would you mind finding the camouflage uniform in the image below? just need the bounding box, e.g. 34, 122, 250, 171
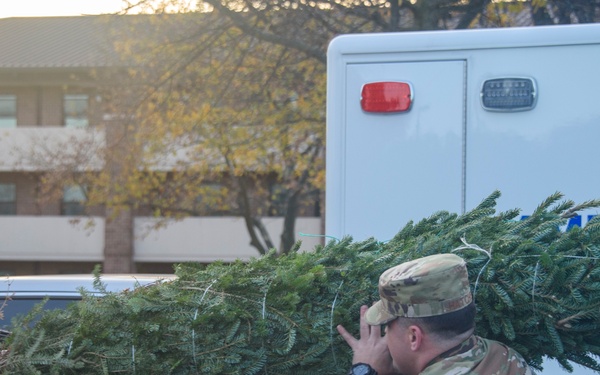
422, 335, 531, 375
363, 253, 532, 375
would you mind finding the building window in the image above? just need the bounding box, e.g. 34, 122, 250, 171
62, 185, 86, 216
0, 183, 16, 215
0, 95, 17, 128
64, 94, 89, 128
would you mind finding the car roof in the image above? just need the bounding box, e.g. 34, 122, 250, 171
0, 274, 176, 297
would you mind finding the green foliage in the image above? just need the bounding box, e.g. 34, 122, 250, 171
3, 191, 600, 374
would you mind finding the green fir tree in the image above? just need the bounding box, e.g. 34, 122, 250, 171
2, 191, 600, 374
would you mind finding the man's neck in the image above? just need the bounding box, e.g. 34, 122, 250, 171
415, 329, 475, 374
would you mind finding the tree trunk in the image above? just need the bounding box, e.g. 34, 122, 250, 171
236, 175, 275, 255
389, 0, 400, 31
102, 118, 135, 273
103, 207, 135, 273
280, 190, 300, 254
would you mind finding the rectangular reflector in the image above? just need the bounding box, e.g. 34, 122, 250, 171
361, 82, 413, 113
481, 78, 537, 111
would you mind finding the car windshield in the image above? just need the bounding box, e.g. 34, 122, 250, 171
1, 297, 81, 330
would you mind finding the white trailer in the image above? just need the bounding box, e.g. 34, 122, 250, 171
326, 23, 600, 375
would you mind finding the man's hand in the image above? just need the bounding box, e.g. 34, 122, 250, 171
337, 305, 399, 375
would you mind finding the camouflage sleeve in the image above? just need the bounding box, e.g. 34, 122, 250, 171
420, 336, 532, 375
472, 337, 532, 375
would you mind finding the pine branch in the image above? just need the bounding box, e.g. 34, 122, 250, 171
3, 192, 600, 374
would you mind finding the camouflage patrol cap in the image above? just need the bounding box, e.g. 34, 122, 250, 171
365, 253, 472, 324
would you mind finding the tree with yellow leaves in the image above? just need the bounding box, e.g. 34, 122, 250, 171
89, 14, 326, 255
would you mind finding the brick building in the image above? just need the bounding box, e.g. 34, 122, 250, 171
0, 15, 321, 275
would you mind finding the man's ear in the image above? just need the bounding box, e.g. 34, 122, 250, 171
408, 325, 424, 351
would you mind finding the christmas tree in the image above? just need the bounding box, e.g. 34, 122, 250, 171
2, 191, 600, 374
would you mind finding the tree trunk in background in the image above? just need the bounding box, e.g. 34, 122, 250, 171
102, 117, 136, 273
104, 206, 135, 273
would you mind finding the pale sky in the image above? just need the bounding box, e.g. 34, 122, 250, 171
0, 0, 128, 19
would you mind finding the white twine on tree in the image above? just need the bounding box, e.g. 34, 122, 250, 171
532, 261, 540, 315
452, 237, 492, 302
131, 344, 136, 375
531, 260, 540, 315
192, 279, 218, 367
192, 307, 199, 367
329, 280, 344, 367
452, 241, 600, 314
299, 232, 340, 242
259, 280, 273, 375
200, 280, 218, 302
262, 280, 272, 320
518, 254, 600, 308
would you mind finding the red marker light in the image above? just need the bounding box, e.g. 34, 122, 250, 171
361, 82, 413, 113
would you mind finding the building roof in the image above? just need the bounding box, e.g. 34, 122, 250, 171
0, 16, 122, 68
1, 8, 589, 70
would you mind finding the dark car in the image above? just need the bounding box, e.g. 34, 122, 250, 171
0, 274, 175, 333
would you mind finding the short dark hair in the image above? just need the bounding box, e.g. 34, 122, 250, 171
395, 302, 476, 340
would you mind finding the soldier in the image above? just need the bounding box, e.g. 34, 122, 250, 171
337, 253, 532, 375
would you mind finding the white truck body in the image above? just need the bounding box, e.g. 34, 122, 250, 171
326, 23, 600, 243
326, 23, 600, 375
